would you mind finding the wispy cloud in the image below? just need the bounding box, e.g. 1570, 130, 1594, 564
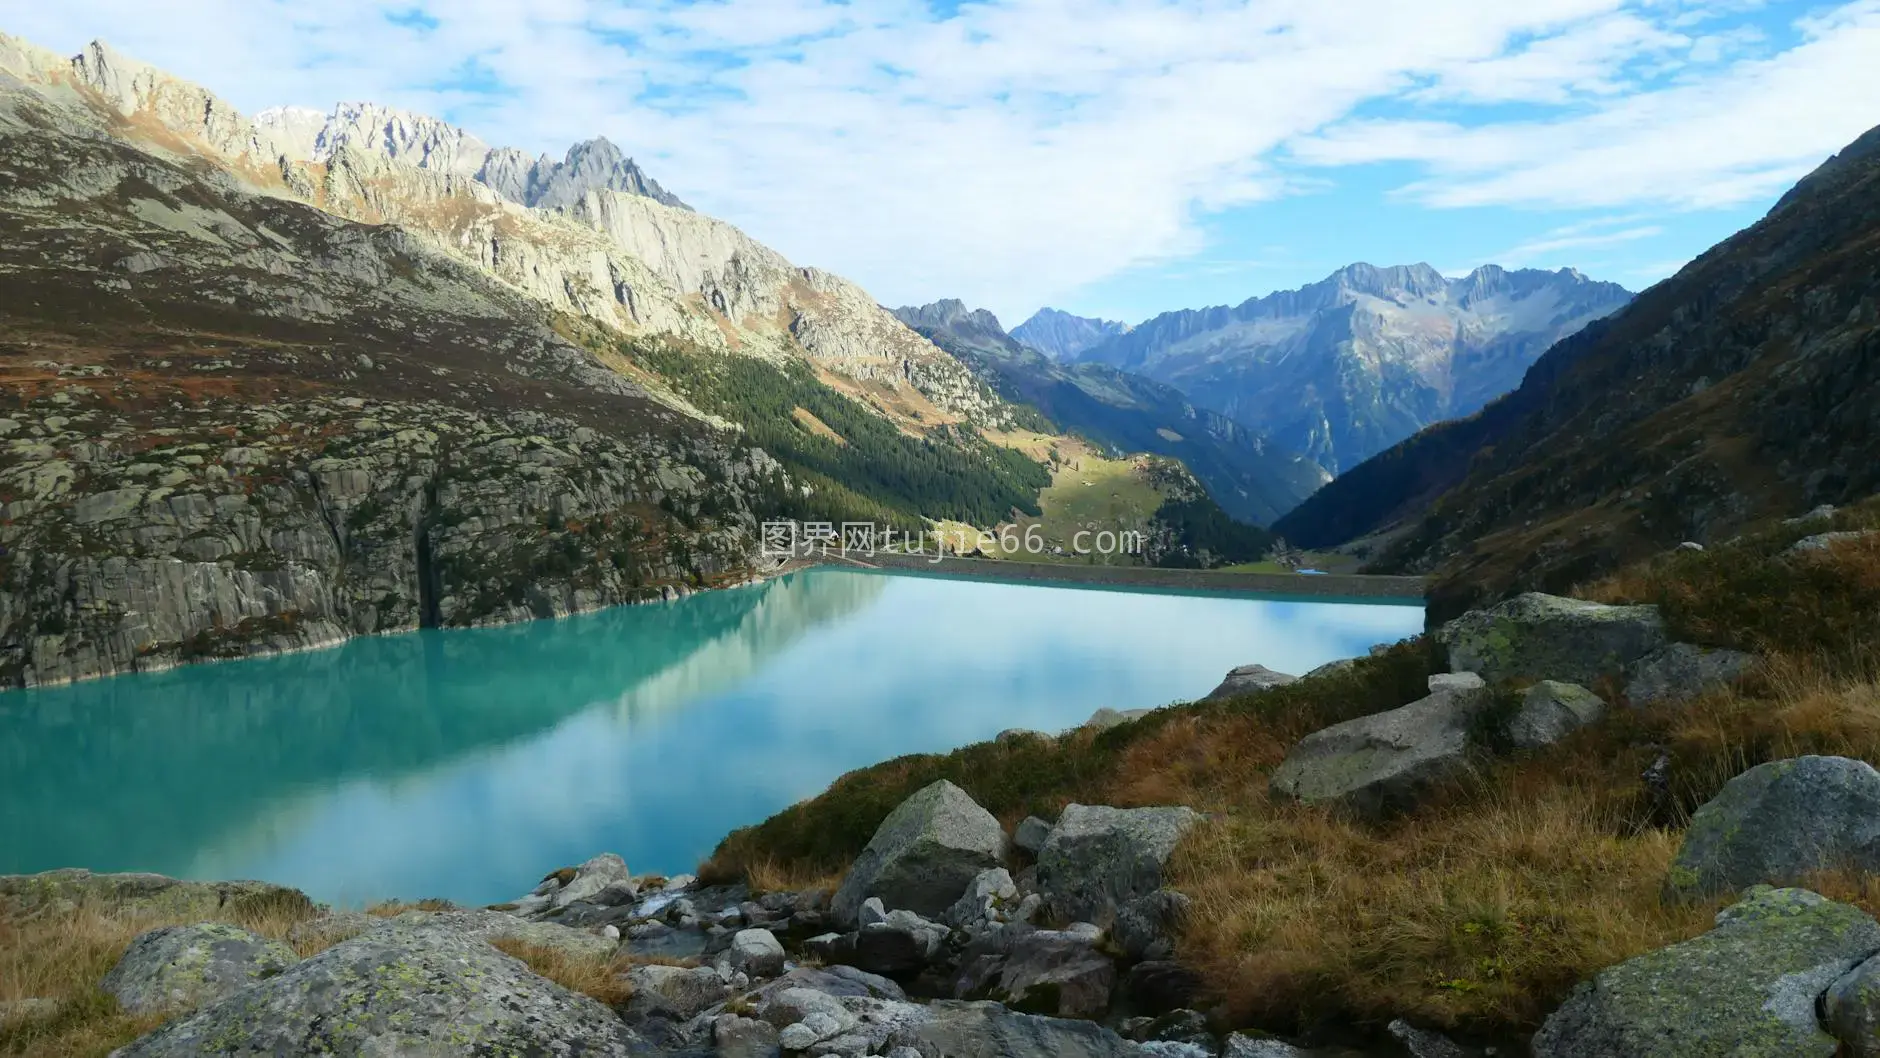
5, 0, 1878, 321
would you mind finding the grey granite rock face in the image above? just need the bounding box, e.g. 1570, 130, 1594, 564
1623, 642, 1757, 706
1035, 804, 1200, 930
1437, 592, 1667, 686
832, 781, 1008, 925
115, 923, 643, 1056
1533, 887, 1880, 1058
101, 923, 299, 1014
1268, 681, 1489, 818
1667, 755, 1880, 901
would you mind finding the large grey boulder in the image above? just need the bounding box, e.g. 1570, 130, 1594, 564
115, 922, 643, 1056
1666, 755, 1880, 902
1204, 664, 1297, 700
1507, 680, 1606, 749
908, 1000, 1140, 1057
832, 780, 1008, 925
1035, 804, 1201, 928
1827, 954, 1880, 1056
101, 923, 298, 1014
1532, 886, 1880, 1058
625, 963, 734, 1020
1268, 678, 1489, 818
813, 910, 950, 978
1437, 593, 1666, 685
1623, 643, 1757, 707
727, 927, 787, 978
1013, 817, 1053, 856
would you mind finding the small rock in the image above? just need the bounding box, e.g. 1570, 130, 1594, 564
1507, 680, 1605, 749
1675, 541, 1705, 552
729, 927, 787, 978
713, 1013, 782, 1058
780, 1021, 823, 1050
1204, 663, 1298, 700
626, 963, 734, 1020
1428, 671, 1485, 694
1223, 1032, 1313, 1057
944, 868, 1018, 931
1270, 682, 1489, 818
1388, 1018, 1473, 1057
1036, 804, 1201, 929
859, 897, 889, 927
1014, 816, 1054, 856
552, 852, 633, 909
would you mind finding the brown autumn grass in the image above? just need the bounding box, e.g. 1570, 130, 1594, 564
707, 499, 1880, 1037
0, 892, 322, 1058
487, 938, 637, 1006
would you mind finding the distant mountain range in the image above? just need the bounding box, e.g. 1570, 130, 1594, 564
1010, 308, 1131, 361
892, 301, 1329, 525
1274, 121, 1880, 621
1069, 264, 1634, 474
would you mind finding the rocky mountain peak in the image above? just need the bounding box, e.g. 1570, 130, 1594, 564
891, 299, 1007, 342
1010, 308, 1133, 361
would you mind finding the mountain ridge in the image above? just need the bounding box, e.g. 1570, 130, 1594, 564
1010, 307, 1132, 361
1074, 262, 1634, 473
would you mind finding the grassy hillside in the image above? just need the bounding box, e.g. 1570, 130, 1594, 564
704, 499, 1880, 1039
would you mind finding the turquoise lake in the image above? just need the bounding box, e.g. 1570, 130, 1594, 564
0, 569, 1422, 907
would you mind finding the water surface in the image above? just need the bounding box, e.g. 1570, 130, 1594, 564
0, 569, 1422, 906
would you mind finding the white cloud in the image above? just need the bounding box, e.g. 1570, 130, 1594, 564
6, 0, 1879, 321
1496, 220, 1665, 266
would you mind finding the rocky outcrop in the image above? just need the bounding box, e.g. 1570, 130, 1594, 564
0, 869, 308, 920
1035, 804, 1201, 960
101, 923, 298, 1014
1204, 664, 1298, 700
1436, 593, 1666, 686
1507, 680, 1606, 749
910, 1000, 1141, 1058
1533, 886, 1880, 1058
1666, 755, 1880, 901
831, 780, 1009, 925
1623, 643, 1757, 706
1269, 672, 1489, 817
117, 922, 645, 1056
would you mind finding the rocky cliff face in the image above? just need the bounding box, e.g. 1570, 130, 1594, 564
1010, 308, 1132, 362
0, 43, 798, 688
892, 301, 1328, 525
1274, 123, 1880, 622
1075, 264, 1633, 473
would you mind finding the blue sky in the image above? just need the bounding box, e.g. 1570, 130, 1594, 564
9, 1, 1880, 325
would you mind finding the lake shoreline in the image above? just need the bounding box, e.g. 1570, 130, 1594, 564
825, 552, 1427, 602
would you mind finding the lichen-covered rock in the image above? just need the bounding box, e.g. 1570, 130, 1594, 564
1268, 682, 1489, 818
1666, 756, 1880, 901
832, 780, 1008, 925
908, 999, 1140, 1058
1013, 817, 1053, 856
115, 922, 644, 1056
0, 869, 309, 921
1436, 593, 1666, 686
1204, 663, 1297, 700
101, 922, 299, 1014
1508, 680, 1606, 749
1827, 954, 1880, 1056
625, 963, 733, 1020
1624, 643, 1757, 706
1035, 804, 1200, 929
1531, 886, 1880, 1058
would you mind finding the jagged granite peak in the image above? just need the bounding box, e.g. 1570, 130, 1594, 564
1275, 119, 1880, 622
1076, 262, 1633, 472
896, 299, 1327, 524
1011, 307, 1133, 361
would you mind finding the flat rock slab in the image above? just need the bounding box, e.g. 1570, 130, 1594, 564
1269, 686, 1487, 818
102, 922, 298, 1014
909, 999, 1141, 1058
1204, 664, 1297, 701
1437, 592, 1666, 686
1532, 886, 1880, 1058
1667, 755, 1880, 901
1624, 642, 1756, 706
116, 921, 643, 1056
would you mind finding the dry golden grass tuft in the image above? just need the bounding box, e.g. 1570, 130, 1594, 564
0, 894, 323, 1058
487, 938, 636, 1007
740, 858, 844, 900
